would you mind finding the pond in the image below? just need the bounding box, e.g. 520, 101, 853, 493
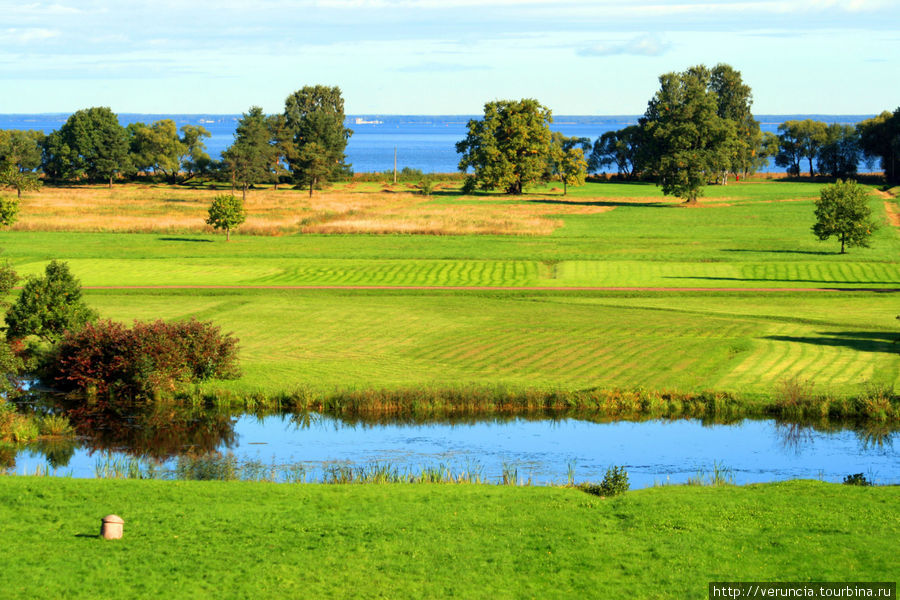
6, 411, 897, 488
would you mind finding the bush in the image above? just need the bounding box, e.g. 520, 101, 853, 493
580, 465, 630, 497
0, 196, 19, 227
843, 473, 873, 486
5, 260, 97, 342
48, 318, 240, 401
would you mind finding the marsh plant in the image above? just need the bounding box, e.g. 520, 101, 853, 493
687, 462, 735, 486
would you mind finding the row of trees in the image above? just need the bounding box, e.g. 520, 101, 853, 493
0, 86, 353, 197
458, 64, 900, 202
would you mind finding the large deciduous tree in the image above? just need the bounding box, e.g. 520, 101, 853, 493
812, 179, 877, 254
816, 124, 860, 179
857, 108, 900, 183
222, 106, 274, 201
284, 86, 352, 197
640, 65, 734, 203
42, 107, 132, 187
127, 119, 185, 181
456, 98, 553, 195
776, 120, 827, 177
178, 124, 212, 180
0, 130, 44, 174
709, 63, 763, 180
588, 125, 645, 178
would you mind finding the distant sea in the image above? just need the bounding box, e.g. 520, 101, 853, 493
0, 114, 875, 174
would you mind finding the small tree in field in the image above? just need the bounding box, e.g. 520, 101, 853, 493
812, 180, 877, 254
206, 194, 246, 241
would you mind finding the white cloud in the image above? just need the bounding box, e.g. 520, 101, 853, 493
578, 34, 671, 57
0, 27, 60, 43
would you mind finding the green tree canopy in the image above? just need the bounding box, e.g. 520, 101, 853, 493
0, 130, 44, 173
857, 108, 900, 183
816, 124, 860, 179
812, 179, 877, 254
222, 107, 275, 200
206, 194, 246, 241
284, 86, 352, 196
42, 107, 132, 187
457, 98, 553, 195
0, 166, 41, 199
127, 119, 185, 181
5, 260, 97, 342
640, 65, 735, 203
588, 125, 645, 178
178, 124, 211, 179
776, 119, 827, 177
547, 132, 589, 195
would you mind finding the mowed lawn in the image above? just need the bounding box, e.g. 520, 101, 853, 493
1, 478, 896, 599
2, 179, 898, 395
85, 289, 900, 395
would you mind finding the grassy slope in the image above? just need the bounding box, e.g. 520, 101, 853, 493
0, 478, 895, 599
2, 180, 898, 395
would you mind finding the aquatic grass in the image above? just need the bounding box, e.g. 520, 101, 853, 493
687, 462, 736, 486
37, 414, 75, 437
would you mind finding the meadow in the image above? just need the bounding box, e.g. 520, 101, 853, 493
1, 477, 895, 598
1, 179, 898, 400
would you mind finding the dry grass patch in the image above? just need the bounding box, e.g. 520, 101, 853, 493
13, 184, 617, 236
884, 201, 900, 228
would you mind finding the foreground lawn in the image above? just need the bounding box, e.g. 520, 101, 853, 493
0, 478, 895, 599
84, 289, 900, 395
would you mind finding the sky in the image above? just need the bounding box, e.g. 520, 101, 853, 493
1, 0, 898, 115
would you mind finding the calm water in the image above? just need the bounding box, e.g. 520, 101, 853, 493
0, 113, 874, 174
9, 414, 897, 488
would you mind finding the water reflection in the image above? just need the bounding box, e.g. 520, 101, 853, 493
5, 401, 898, 486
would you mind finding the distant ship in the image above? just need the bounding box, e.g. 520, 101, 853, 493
354, 117, 384, 125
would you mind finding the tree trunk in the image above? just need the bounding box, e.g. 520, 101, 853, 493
309, 177, 316, 198
226, 227, 231, 242
17, 188, 21, 199
242, 183, 247, 203
108, 175, 113, 189
563, 180, 567, 196
840, 235, 845, 254
808, 156, 815, 178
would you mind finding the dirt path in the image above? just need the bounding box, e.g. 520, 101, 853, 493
885, 201, 900, 228
81, 285, 900, 293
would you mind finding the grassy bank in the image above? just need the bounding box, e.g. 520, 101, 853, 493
0, 477, 895, 598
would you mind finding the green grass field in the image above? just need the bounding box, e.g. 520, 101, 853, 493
2, 180, 898, 398
1, 477, 895, 599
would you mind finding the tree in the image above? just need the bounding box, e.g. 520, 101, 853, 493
284, 86, 352, 196
206, 194, 246, 241
548, 132, 589, 195
222, 107, 275, 201
41, 107, 132, 187
709, 63, 763, 181
0, 130, 44, 173
776, 119, 827, 177
812, 180, 877, 254
457, 98, 553, 195
640, 65, 734, 203
857, 108, 900, 183
0, 196, 19, 227
5, 260, 97, 342
588, 125, 645, 178
0, 166, 41, 199
178, 124, 212, 180
127, 119, 185, 181
816, 124, 860, 179
266, 114, 293, 190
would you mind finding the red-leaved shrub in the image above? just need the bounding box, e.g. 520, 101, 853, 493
49, 319, 239, 400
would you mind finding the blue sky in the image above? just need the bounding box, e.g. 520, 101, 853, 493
1, 0, 898, 115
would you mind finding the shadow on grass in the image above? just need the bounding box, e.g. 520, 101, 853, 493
665, 275, 900, 286
158, 237, 214, 243
764, 332, 900, 353
527, 198, 671, 209
75, 533, 100, 539
722, 249, 837, 256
